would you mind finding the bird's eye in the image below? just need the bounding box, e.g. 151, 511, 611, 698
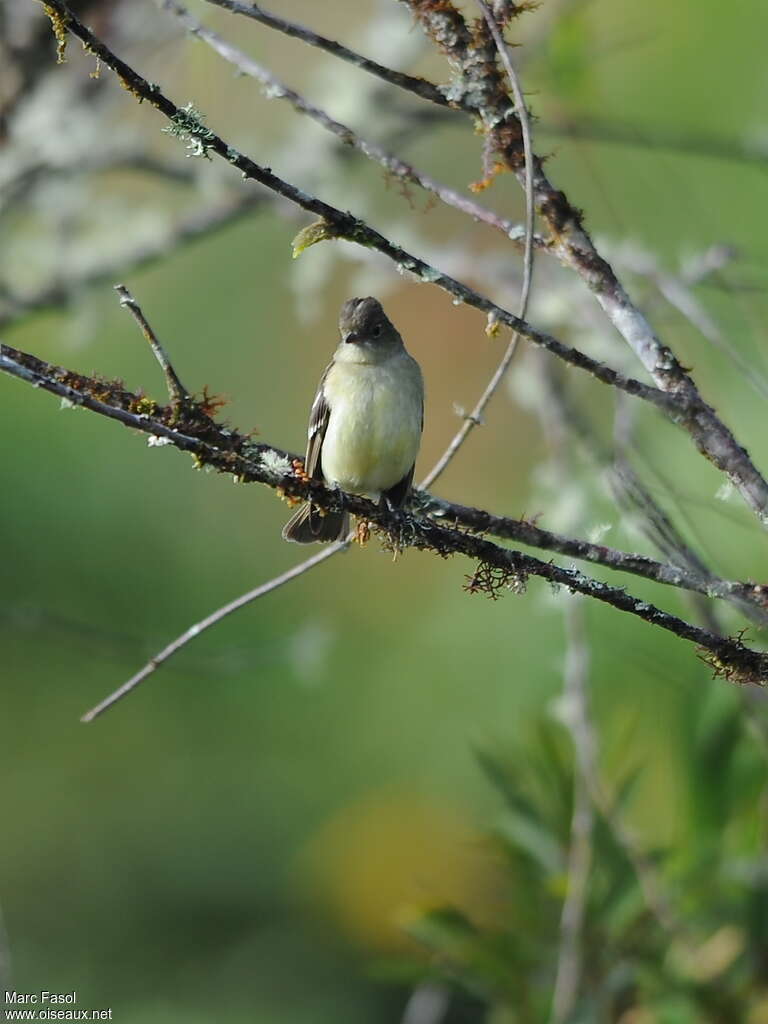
372, 323, 383, 338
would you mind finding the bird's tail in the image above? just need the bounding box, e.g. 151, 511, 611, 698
282, 503, 350, 544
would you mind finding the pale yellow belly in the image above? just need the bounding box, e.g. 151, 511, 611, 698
321, 361, 421, 497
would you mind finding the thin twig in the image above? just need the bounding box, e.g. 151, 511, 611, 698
420, 0, 535, 489
114, 285, 188, 403
202, 0, 451, 108
163, 0, 530, 244
80, 542, 345, 721
619, 250, 768, 403
536, 360, 756, 631
550, 597, 594, 1023
82, 282, 355, 721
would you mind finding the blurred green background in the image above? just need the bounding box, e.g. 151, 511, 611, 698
2, 0, 768, 1020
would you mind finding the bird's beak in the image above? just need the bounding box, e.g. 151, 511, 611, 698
343, 330, 362, 344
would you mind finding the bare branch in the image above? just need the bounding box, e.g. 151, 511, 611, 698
550, 597, 594, 1023
81, 542, 345, 722
420, 0, 535, 490
201, 0, 451, 108
114, 285, 188, 403
162, 0, 530, 245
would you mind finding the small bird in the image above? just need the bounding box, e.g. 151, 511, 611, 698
283, 296, 424, 543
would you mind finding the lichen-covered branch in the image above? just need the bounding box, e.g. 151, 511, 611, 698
2, 339, 767, 685
416, 491, 768, 617
2, 336, 765, 618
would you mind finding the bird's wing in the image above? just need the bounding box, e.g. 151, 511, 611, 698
304, 362, 332, 479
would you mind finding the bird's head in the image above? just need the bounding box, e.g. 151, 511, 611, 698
338, 296, 400, 348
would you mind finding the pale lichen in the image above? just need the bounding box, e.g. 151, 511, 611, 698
161, 103, 215, 159
259, 449, 293, 477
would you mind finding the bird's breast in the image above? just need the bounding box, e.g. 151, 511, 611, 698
321, 356, 422, 497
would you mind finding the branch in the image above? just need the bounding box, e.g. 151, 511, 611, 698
416, 491, 768, 617
163, 0, 530, 245
420, 0, 536, 488
3, 340, 768, 691
114, 285, 188, 403
200, 0, 451, 108
535, 360, 766, 630
550, 597, 594, 1023
81, 542, 344, 721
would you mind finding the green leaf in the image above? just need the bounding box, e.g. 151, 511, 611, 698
494, 808, 564, 875
291, 219, 338, 258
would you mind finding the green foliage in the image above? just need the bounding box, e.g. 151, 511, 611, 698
403, 702, 768, 1021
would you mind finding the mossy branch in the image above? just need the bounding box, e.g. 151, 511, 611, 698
2, 339, 767, 688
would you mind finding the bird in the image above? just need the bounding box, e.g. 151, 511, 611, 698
282, 296, 424, 543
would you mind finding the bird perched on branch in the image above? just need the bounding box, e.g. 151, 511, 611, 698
283, 296, 424, 543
